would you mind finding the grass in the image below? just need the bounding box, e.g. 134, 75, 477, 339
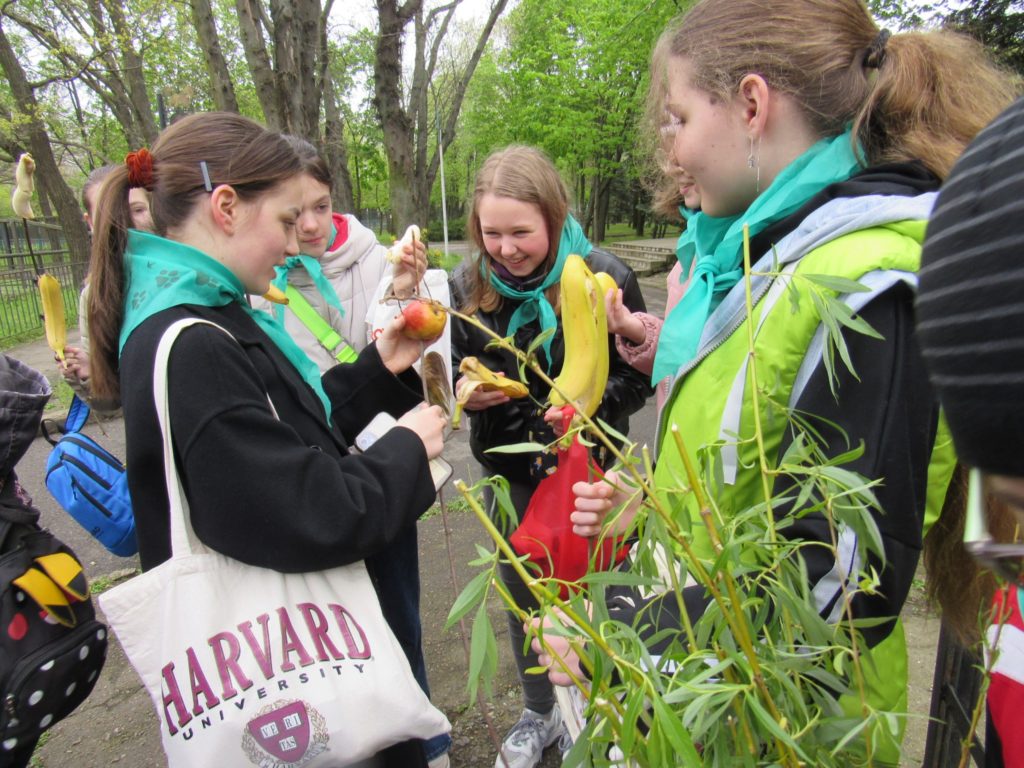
422, 494, 473, 521
89, 567, 139, 596
28, 729, 51, 767
599, 220, 684, 246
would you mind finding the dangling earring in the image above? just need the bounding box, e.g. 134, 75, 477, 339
748, 135, 761, 194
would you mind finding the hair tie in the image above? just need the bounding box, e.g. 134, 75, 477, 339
864, 29, 891, 70
125, 148, 154, 189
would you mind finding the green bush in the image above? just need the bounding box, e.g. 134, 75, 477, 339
427, 217, 466, 241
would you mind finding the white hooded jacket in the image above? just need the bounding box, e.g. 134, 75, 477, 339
253, 212, 393, 373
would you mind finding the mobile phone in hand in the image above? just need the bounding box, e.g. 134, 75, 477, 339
355, 412, 452, 491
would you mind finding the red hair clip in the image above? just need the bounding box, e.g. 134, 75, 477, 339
125, 148, 154, 189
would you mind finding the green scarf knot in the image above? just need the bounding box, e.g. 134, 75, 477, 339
119, 230, 332, 420
269, 224, 346, 325
652, 129, 861, 383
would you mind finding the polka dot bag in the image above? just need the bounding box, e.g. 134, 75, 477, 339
0, 495, 108, 759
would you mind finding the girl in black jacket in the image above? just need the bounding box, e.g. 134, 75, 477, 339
449, 144, 652, 768
86, 112, 447, 768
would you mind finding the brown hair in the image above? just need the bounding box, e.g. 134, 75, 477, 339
462, 145, 569, 315
648, 0, 1017, 182
282, 134, 332, 189
924, 465, 1021, 645
87, 112, 301, 401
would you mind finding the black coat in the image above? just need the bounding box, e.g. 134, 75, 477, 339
119, 302, 436, 574
449, 247, 653, 486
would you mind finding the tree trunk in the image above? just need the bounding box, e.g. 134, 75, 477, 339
594, 175, 610, 245
374, 0, 509, 229
190, 0, 240, 113
0, 21, 90, 267
235, 0, 282, 128
103, 0, 159, 143
373, 0, 418, 230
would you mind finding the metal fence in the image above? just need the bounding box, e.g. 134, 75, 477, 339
0, 218, 87, 347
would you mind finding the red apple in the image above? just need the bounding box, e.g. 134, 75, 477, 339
401, 299, 447, 340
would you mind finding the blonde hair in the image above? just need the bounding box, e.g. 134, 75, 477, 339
462, 145, 569, 315
647, 0, 1017, 182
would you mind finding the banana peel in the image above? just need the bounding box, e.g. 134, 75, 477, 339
387, 224, 421, 265
39, 273, 66, 362
452, 356, 528, 429
11, 153, 35, 219
549, 254, 609, 418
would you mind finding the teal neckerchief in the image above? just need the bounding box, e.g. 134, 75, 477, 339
485, 214, 593, 369
269, 223, 346, 325
652, 129, 861, 383
119, 230, 332, 420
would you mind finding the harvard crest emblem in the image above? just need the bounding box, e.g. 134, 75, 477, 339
242, 699, 329, 767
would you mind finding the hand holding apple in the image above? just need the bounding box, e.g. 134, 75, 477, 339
400, 298, 447, 341
376, 312, 427, 374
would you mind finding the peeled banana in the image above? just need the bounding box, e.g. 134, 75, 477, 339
39, 273, 66, 362
11, 153, 35, 219
549, 254, 609, 418
452, 356, 529, 429
387, 224, 421, 265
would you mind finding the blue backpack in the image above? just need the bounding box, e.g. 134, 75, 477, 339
42, 396, 137, 557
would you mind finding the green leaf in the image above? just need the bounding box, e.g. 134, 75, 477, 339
467, 603, 497, 705
801, 273, 871, 294
484, 441, 547, 454
651, 694, 701, 764
445, 569, 492, 629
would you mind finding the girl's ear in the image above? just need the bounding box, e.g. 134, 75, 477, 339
737, 73, 770, 136
209, 185, 240, 235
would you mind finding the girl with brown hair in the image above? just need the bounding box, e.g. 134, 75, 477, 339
87, 111, 448, 767
450, 144, 652, 768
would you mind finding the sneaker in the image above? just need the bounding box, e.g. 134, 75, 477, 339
494, 706, 563, 768
557, 726, 574, 762
427, 753, 451, 768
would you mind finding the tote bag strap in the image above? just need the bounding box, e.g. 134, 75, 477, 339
153, 318, 279, 558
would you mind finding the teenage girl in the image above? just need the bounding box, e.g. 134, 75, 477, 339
543, 0, 1017, 762
253, 135, 420, 365
60, 165, 153, 406
86, 112, 447, 767
253, 135, 451, 768
449, 144, 651, 768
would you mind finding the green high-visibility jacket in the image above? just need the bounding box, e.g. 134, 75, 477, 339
643, 190, 956, 763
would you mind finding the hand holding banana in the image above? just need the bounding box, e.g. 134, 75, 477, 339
388, 225, 427, 298
452, 356, 528, 429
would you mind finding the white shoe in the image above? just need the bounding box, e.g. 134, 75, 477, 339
427, 753, 451, 768
494, 706, 563, 768
557, 727, 573, 762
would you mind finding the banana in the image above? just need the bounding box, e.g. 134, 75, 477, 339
452, 356, 529, 429
261, 284, 289, 305
11, 153, 35, 219
39, 273, 66, 362
549, 254, 609, 418
594, 271, 617, 297
387, 224, 421, 265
